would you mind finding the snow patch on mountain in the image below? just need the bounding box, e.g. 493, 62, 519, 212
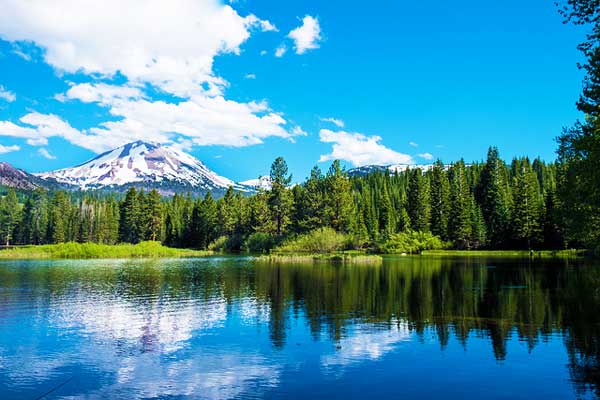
239, 176, 272, 191
37, 141, 245, 191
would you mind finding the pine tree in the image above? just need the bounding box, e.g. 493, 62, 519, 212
199, 192, 219, 248
324, 160, 353, 232
145, 189, 163, 241
0, 189, 21, 246
429, 160, 450, 240
477, 147, 511, 247
268, 157, 293, 235
449, 160, 472, 248
511, 158, 541, 249
218, 186, 238, 237
47, 191, 69, 244
378, 183, 395, 236
119, 187, 141, 243
406, 168, 430, 232
295, 165, 325, 232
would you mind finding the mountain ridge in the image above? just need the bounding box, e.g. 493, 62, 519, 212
1, 141, 258, 195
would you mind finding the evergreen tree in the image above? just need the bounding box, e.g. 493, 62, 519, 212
0, 189, 21, 246
511, 158, 541, 249
449, 160, 472, 248
145, 189, 163, 241
47, 191, 69, 244
324, 160, 354, 232
119, 187, 141, 243
406, 168, 430, 232
477, 147, 512, 247
218, 186, 238, 237
268, 157, 293, 235
429, 160, 450, 240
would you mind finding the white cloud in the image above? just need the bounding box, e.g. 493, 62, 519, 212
260, 50, 267, 56
320, 117, 344, 128
418, 152, 434, 161
0, 0, 276, 97
409, 141, 418, 148
319, 129, 413, 167
288, 15, 322, 54
0, 112, 105, 152
245, 15, 278, 32
30, 83, 302, 152
62, 83, 143, 104
275, 45, 287, 58
244, 73, 256, 79
0, 1, 304, 152
0, 144, 19, 154
38, 148, 56, 159
0, 86, 16, 102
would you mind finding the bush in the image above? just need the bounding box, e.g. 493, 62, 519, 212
377, 231, 449, 254
208, 236, 230, 252
275, 228, 350, 253
243, 232, 278, 253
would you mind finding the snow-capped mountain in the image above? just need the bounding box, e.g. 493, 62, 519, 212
37, 141, 249, 194
348, 163, 449, 177
239, 176, 272, 191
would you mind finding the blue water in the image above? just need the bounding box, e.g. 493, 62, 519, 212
0, 256, 598, 399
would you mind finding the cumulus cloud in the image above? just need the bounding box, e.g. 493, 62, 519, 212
320, 117, 344, 128
288, 15, 322, 54
418, 152, 434, 161
0, 112, 105, 152
275, 45, 287, 58
0, 0, 276, 97
0, 1, 304, 153
0, 144, 19, 154
18, 83, 302, 152
409, 141, 418, 148
38, 148, 56, 159
0, 86, 16, 102
319, 129, 413, 167
244, 73, 256, 79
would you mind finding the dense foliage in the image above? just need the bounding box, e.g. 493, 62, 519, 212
0, 150, 565, 252
556, 0, 600, 252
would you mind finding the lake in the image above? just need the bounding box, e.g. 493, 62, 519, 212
0, 255, 599, 399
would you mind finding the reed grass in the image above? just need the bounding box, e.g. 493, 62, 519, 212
0, 241, 211, 260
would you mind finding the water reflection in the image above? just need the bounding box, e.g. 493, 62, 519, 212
0, 256, 598, 398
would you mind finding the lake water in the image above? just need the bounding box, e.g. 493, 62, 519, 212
0, 256, 599, 399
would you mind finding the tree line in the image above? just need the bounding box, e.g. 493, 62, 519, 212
0, 147, 570, 251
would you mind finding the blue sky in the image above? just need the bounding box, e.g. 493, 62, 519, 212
0, 0, 587, 182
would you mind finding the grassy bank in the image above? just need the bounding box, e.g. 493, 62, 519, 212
257, 253, 383, 264
0, 241, 211, 260
420, 249, 586, 258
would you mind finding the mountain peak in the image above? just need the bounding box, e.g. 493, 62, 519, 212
37, 141, 247, 195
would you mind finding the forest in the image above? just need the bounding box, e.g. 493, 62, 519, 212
0, 147, 581, 253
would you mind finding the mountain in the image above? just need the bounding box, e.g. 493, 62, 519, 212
37, 141, 251, 195
0, 162, 49, 190
347, 163, 448, 177
239, 176, 272, 191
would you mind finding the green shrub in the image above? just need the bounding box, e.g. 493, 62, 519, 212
208, 236, 229, 252
243, 232, 278, 253
275, 227, 349, 253
377, 231, 449, 254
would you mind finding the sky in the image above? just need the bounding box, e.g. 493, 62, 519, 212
0, 0, 588, 182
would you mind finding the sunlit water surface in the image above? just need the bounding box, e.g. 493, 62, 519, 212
0, 256, 599, 399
